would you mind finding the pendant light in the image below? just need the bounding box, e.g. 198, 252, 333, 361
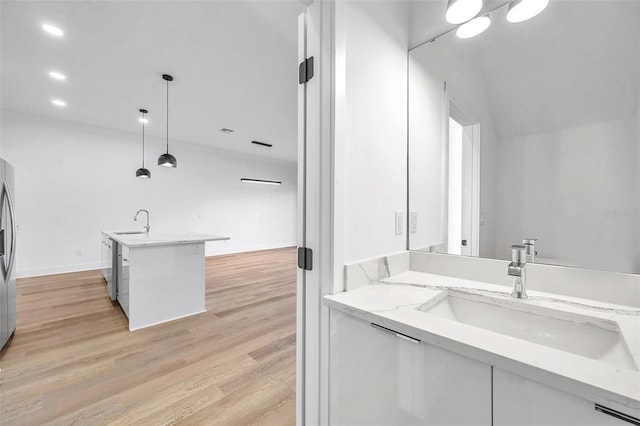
136, 108, 151, 179
445, 0, 483, 24
241, 141, 282, 185
506, 0, 549, 23
158, 74, 177, 168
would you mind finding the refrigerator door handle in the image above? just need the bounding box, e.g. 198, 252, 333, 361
4, 182, 16, 282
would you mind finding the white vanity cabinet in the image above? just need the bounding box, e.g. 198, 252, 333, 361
329, 310, 491, 425
493, 368, 635, 426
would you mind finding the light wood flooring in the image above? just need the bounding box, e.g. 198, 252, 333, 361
0, 247, 297, 425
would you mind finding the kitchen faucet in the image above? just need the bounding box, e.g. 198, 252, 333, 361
508, 245, 528, 299
134, 209, 150, 233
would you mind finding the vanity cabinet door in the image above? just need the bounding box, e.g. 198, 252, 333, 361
329, 310, 491, 426
493, 368, 636, 426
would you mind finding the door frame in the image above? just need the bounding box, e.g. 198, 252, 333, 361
297, 1, 334, 424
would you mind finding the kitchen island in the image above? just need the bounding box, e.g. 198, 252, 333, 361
102, 231, 229, 331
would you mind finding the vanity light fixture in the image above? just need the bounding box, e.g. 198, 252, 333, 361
456, 15, 491, 38
51, 99, 66, 107
157, 74, 177, 168
445, 0, 483, 24
48, 71, 66, 81
415, 0, 550, 48
506, 0, 549, 23
136, 109, 151, 179
42, 23, 63, 37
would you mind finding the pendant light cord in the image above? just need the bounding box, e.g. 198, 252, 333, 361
166, 79, 169, 154
142, 112, 145, 168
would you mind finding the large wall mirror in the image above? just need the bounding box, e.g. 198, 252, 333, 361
408, 0, 640, 275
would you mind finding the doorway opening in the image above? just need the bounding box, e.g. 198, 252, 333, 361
447, 103, 480, 257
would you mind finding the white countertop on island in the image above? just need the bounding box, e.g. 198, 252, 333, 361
324, 270, 640, 417
102, 231, 230, 248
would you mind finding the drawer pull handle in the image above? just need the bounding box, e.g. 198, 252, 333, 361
595, 404, 640, 425
370, 323, 420, 344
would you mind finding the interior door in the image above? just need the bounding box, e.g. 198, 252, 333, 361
297, 12, 309, 425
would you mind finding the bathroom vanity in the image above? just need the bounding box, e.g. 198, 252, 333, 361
101, 231, 229, 331
325, 252, 640, 426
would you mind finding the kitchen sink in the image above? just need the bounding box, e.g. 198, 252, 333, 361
418, 290, 638, 371
114, 231, 147, 235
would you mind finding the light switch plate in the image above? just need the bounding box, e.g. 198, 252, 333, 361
395, 211, 404, 235
410, 211, 417, 234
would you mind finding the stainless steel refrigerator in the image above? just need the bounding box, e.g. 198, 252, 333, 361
0, 159, 16, 350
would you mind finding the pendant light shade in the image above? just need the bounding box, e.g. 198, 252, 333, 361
136, 168, 151, 178
136, 108, 151, 179
158, 74, 177, 168
506, 0, 549, 23
445, 0, 483, 24
158, 153, 177, 168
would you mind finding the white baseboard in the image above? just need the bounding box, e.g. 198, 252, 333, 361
204, 241, 297, 257
17, 262, 102, 279
16, 243, 297, 279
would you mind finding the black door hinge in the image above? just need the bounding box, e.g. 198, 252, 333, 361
298, 247, 313, 271
298, 56, 314, 84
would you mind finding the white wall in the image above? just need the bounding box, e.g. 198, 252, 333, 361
335, 0, 410, 272
1, 110, 297, 278
495, 116, 640, 274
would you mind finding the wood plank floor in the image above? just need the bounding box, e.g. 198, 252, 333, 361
0, 247, 297, 425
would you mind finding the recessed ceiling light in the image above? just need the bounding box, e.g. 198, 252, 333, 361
139, 118, 149, 124
48, 71, 66, 81
52, 99, 66, 107
42, 24, 64, 37
220, 128, 235, 133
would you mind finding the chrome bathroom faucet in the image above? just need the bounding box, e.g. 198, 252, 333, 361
508, 245, 528, 299
523, 238, 537, 263
134, 209, 150, 233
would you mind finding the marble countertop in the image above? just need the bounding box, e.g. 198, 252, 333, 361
324, 270, 640, 417
102, 231, 230, 248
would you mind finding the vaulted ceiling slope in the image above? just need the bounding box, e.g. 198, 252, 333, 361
474, 1, 640, 139
0, 1, 305, 162
410, 0, 640, 139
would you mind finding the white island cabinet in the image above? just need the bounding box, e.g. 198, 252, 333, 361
329, 310, 491, 426
102, 231, 229, 331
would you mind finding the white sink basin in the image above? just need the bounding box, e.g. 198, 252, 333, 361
418, 291, 638, 371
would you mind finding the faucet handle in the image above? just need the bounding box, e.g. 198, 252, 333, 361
511, 245, 527, 263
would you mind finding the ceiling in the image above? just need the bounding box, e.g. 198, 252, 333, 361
0, 0, 305, 162
411, 0, 640, 139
